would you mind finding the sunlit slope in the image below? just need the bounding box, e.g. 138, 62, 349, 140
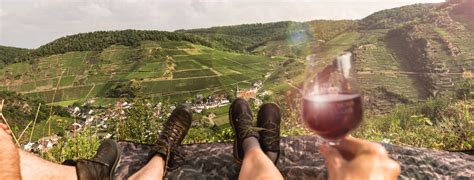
262, 2, 473, 113
263, 31, 360, 94
180, 20, 356, 53
350, 2, 473, 111
0, 41, 286, 103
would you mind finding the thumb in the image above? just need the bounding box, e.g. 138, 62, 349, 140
320, 144, 346, 169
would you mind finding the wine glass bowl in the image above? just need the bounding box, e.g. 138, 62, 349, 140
301, 52, 363, 143
302, 93, 362, 140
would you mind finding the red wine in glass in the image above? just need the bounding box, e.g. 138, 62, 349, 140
302, 93, 362, 141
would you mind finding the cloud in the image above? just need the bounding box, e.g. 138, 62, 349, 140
77, 2, 113, 17
0, 8, 6, 17
0, 0, 444, 48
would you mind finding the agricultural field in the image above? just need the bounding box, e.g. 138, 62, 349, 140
353, 31, 422, 101
0, 41, 286, 105
264, 31, 361, 95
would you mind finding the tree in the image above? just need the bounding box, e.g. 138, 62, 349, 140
105, 81, 142, 98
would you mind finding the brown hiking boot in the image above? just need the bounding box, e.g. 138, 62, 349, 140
74, 139, 121, 180
148, 105, 192, 174
229, 98, 260, 164
257, 103, 281, 164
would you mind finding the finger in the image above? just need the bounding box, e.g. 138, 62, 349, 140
0, 123, 8, 130
0, 129, 12, 140
0, 124, 11, 133
336, 136, 386, 156
386, 159, 401, 179
320, 144, 346, 169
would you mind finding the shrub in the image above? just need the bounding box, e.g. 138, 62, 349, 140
183, 125, 234, 144
110, 98, 166, 144
43, 126, 101, 163
455, 80, 473, 100
418, 96, 452, 123
278, 100, 310, 137
354, 97, 473, 151
105, 81, 142, 98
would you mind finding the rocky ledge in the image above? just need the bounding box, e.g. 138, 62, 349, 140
114, 136, 473, 179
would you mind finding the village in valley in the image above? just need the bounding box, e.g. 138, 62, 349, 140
22, 80, 268, 153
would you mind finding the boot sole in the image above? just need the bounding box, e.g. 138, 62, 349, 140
110, 141, 122, 180
229, 100, 243, 164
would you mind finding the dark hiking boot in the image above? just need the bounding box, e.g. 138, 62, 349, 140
257, 103, 281, 164
148, 105, 192, 174
75, 139, 121, 180
229, 98, 260, 164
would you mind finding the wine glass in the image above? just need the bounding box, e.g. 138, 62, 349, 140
301, 52, 363, 145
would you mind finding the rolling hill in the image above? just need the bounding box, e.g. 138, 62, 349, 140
260, 1, 474, 113
0, 1, 472, 113
0, 40, 286, 105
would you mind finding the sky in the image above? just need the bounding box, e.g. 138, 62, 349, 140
0, 0, 444, 49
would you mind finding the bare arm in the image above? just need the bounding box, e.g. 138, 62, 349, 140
0, 123, 21, 179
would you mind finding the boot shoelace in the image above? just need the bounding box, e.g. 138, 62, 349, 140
161, 111, 189, 173
261, 129, 279, 148
236, 113, 255, 139
162, 112, 189, 144
236, 113, 266, 139
261, 121, 280, 147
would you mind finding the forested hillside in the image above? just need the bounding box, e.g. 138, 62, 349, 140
360, 4, 437, 29
178, 20, 355, 52
30, 30, 215, 59
0, 45, 31, 68
2, 20, 354, 65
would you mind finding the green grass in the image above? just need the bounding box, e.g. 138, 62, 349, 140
9, 82, 36, 92
163, 49, 188, 56
89, 98, 120, 106
354, 40, 421, 100
138, 62, 166, 72
159, 41, 194, 49
52, 76, 76, 87
140, 76, 228, 94
173, 69, 216, 78
0, 62, 30, 77
173, 56, 195, 61
35, 79, 53, 87
25, 84, 99, 102
205, 104, 231, 126
125, 72, 154, 80
139, 41, 162, 48
49, 99, 81, 107
174, 60, 202, 70
28, 116, 73, 142
213, 115, 229, 126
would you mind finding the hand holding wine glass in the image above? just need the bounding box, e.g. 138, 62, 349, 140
320, 136, 401, 180
303, 53, 400, 179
